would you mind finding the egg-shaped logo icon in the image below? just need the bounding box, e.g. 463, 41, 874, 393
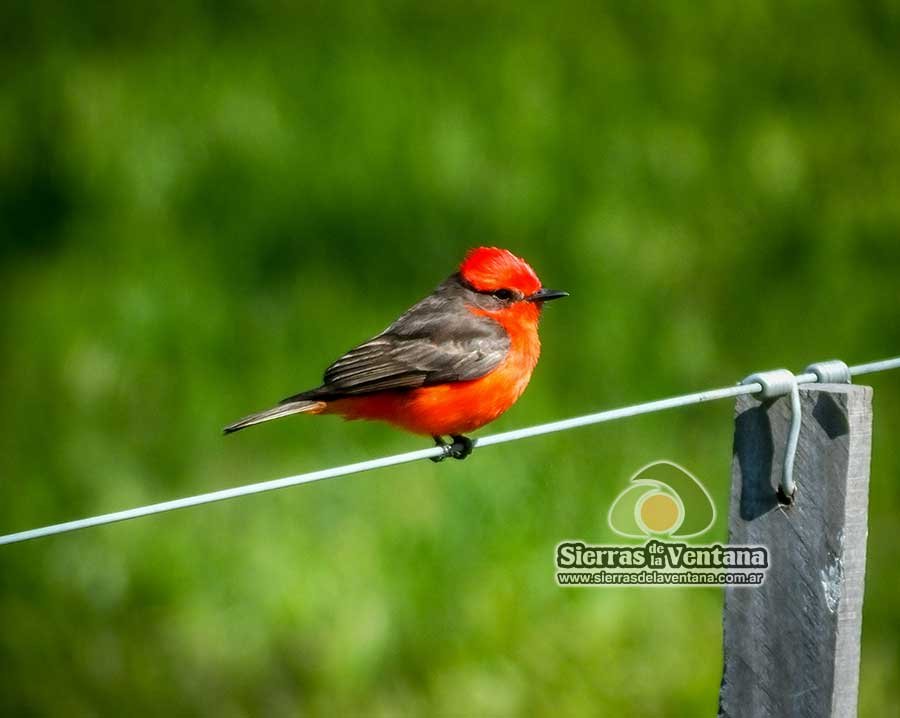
608, 461, 716, 539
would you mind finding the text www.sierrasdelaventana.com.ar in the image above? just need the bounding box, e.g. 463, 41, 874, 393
555, 540, 768, 587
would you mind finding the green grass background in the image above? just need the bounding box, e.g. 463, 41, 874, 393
2, 1, 899, 715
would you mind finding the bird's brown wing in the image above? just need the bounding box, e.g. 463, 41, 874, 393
281, 277, 510, 402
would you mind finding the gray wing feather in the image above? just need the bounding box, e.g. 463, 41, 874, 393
287, 276, 510, 401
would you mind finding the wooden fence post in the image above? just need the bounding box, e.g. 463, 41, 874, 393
718, 384, 873, 718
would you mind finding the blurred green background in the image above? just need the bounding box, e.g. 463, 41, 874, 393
2, 1, 899, 715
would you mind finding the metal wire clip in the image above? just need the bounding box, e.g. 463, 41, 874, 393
741, 369, 802, 501
742, 361, 852, 502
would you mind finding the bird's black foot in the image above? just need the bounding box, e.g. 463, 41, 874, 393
430, 436, 449, 462
448, 435, 474, 460
429, 435, 475, 462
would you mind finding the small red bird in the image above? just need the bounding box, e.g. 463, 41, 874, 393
224, 247, 567, 460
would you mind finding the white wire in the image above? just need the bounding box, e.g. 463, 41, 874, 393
1, 356, 897, 546
848, 356, 900, 377
781, 383, 802, 497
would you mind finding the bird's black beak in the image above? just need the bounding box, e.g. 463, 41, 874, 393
527, 288, 569, 303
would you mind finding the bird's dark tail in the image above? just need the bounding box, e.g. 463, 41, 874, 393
223, 399, 326, 434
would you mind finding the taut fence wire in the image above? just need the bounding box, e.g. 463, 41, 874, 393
2, 356, 898, 546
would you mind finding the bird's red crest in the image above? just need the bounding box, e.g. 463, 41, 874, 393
459, 247, 542, 295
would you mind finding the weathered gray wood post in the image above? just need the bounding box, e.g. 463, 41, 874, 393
719, 384, 873, 718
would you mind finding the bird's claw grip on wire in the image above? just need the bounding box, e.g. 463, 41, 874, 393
430, 435, 474, 462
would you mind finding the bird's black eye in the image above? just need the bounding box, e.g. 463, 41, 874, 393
492, 288, 514, 301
